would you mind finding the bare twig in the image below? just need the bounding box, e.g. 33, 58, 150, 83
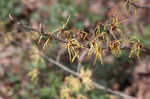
122, 0, 150, 9
42, 55, 136, 99
19, 23, 67, 43
1, 21, 150, 56
56, 48, 67, 62
8, 14, 150, 56
77, 49, 88, 72
9, 14, 67, 43
132, 3, 150, 9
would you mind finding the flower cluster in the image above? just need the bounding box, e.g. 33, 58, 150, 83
36, 6, 143, 65
27, 68, 39, 84
80, 67, 93, 90
109, 40, 122, 57
66, 39, 83, 62
108, 15, 124, 39
28, 45, 45, 83
88, 40, 103, 64
124, 0, 139, 14
60, 67, 93, 99
129, 41, 143, 59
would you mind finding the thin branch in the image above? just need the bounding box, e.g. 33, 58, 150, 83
8, 15, 150, 56
18, 23, 150, 55
9, 14, 67, 43
56, 48, 67, 62
43, 55, 80, 77
42, 54, 136, 99
2, 21, 150, 56
132, 3, 150, 9
77, 49, 88, 72
19, 23, 67, 43
122, 0, 150, 9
